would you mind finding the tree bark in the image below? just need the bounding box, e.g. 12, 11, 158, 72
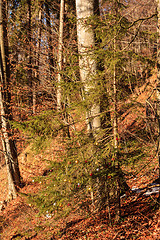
113, 44, 121, 221
27, 0, 32, 88
45, 1, 54, 78
57, 0, 65, 110
0, 0, 21, 200
33, 3, 42, 114
76, 0, 104, 212
76, 0, 101, 134
156, 0, 160, 198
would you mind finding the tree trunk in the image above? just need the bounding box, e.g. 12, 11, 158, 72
57, 0, 65, 110
156, 0, 160, 199
33, 3, 42, 114
45, 2, 54, 78
76, 0, 103, 211
0, 0, 21, 200
76, 0, 101, 134
113, 41, 121, 221
27, 0, 32, 93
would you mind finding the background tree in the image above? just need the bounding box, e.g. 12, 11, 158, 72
33, 1, 42, 114
156, 0, 160, 187
57, 0, 64, 110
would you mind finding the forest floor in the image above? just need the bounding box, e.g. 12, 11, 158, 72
0, 73, 160, 240
0, 142, 160, 240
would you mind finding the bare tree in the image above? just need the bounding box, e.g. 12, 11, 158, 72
0, 0, 21, 200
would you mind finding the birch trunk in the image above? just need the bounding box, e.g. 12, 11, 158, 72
0, 0, 21, 199
76, 0, 101, 134
76, 0, 104, 211
57, 0, 64, 110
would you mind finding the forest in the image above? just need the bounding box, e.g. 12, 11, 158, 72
0, 0, 160, 239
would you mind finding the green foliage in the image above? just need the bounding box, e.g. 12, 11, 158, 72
28, 130, 121, 217
11, 110, 65, 150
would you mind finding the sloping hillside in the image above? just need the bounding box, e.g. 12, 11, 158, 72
0, 74, 160, 240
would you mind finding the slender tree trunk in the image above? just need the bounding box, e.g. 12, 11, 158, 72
113, 43, 121, 221
113, 1, 121, 220
156, 1, 160, 198
113, 52, 118, 152
76, 0, 101, 134
57, 0, 64, 110
33, 4, 42, 114
45, 2, 54, 78
27, 0, 32, 84
27, 0, 33, 110
0, 0, 21, 200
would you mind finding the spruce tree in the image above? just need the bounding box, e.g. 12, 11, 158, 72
9, 0, 157, 219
